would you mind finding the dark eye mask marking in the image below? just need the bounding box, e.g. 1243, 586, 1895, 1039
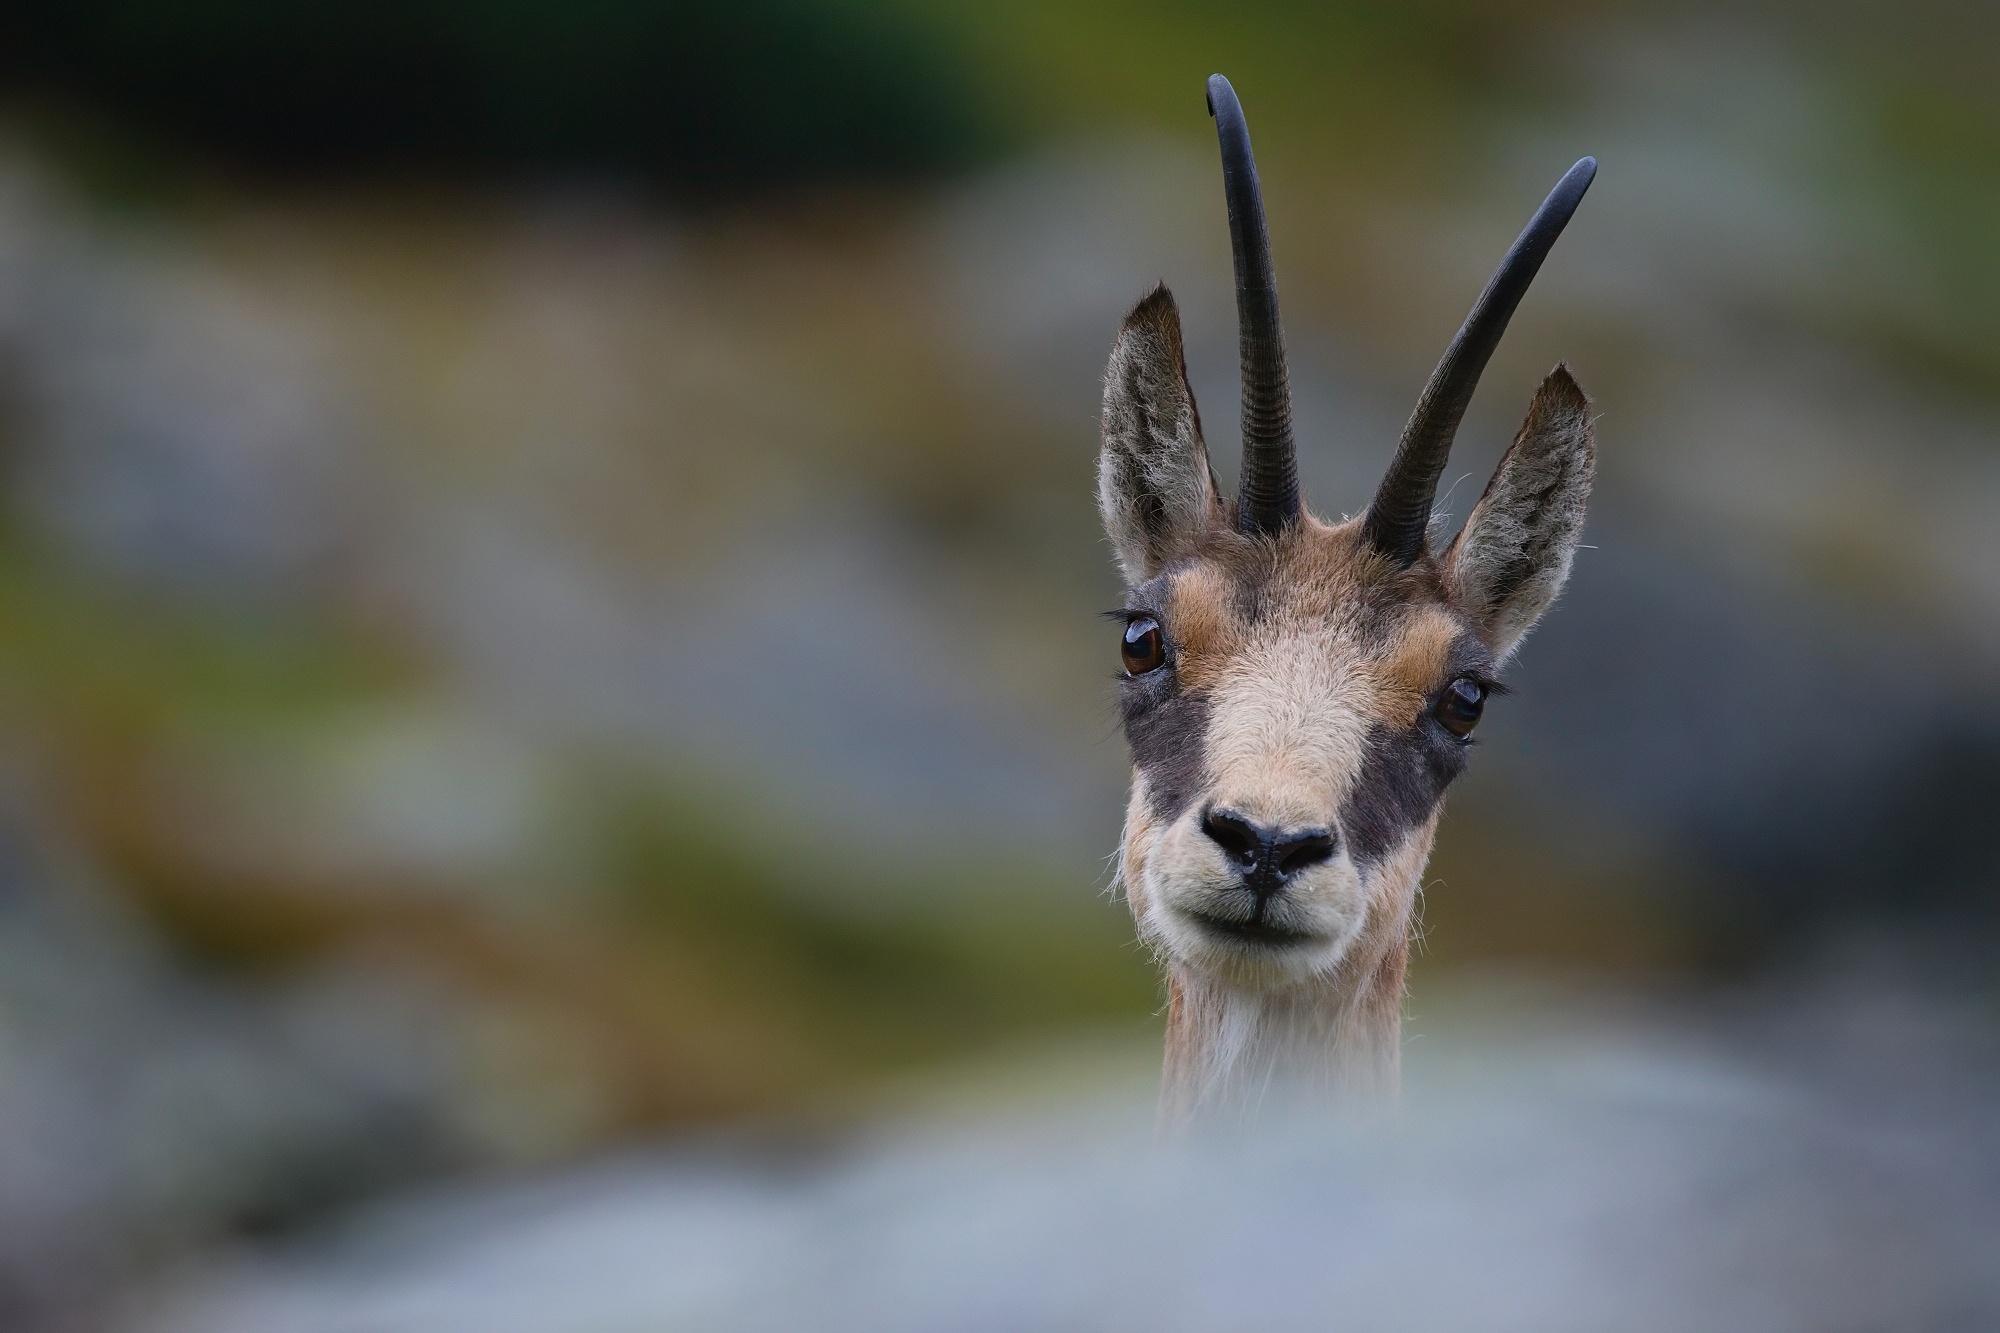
1116, 574, 1214, 824
1339, 719, 1469, 864
1123, 681, 1210, 823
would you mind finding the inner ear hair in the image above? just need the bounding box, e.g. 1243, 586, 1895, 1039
1449, 365, 1595, 660
1098, 286, 1220, 583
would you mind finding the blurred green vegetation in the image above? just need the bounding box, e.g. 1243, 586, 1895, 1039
935, 0, 1595, 162
0, 0, 1610, 196
0, 0, 998, 195
20, 0, 2000, 393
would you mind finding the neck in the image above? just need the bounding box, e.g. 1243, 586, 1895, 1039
1159, 940, 1408, 1127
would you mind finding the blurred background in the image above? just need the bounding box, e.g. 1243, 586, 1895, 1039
0, 2, 1996, 1329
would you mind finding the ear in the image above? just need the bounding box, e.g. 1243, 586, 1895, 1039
1099, 285, 1220, 583
1447, 365, 1595, 662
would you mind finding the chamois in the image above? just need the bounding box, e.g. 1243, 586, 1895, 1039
1101, 76, 1595, 1124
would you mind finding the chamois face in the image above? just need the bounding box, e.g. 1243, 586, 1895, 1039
1100, 287, 1593, 993
1115, 519, 1490, 989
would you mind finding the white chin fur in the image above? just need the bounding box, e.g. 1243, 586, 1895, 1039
1151, 908, 1352, 989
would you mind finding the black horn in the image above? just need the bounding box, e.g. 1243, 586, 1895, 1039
1208, 74, 1299, 537
1362, 157, 1596, 566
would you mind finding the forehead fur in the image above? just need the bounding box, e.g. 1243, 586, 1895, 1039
1120, 512, 1494, 834
1144, 514, 1471, 673
1367, 605, 1465, 728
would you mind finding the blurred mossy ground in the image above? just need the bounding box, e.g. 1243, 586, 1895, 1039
0, 533, 1156, 1137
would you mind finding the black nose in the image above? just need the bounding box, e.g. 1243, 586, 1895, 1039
1200, 807, 1336, 897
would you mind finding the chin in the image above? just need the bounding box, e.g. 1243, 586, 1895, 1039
1146, 878, 1363, 992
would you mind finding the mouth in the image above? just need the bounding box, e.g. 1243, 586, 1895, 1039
1183, 909, 1319, 949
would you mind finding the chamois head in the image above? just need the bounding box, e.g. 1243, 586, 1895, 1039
1102, 77, 1595, 1022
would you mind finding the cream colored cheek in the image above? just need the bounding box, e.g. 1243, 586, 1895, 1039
1145, 818, 1226, 894
1120, 776, 1161, 920
1358, 815, 1439, 922
1278, 859, 1370, 942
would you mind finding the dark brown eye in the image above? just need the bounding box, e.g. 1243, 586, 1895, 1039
1436, 677, 1486, 738
1121, 616, 1166, 676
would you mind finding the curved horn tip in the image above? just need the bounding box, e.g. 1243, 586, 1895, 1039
1360, 153, 1599, 567
1550, 157, 1597, 210
1206, 73, 1233, 118
1521, 159, 1597, 240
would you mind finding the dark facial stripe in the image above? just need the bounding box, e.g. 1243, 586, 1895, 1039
1123, 678, 1210, 823
1339, 718, 1469, 864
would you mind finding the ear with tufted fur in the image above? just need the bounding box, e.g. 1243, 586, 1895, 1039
1447, 365, 1595, 662
1099, 285, 1221, 583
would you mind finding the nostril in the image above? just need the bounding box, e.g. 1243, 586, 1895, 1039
1199, 808, 1262, 867
1273, 831, 1336, 876
1202, 810, 1335, 880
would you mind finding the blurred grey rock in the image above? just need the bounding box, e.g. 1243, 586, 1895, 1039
0, 798, 478, 1330
117, 972, 2000, 1333
0, 161, 354, 599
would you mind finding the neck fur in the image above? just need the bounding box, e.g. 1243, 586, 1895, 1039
1158, 865, 1419, 1129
